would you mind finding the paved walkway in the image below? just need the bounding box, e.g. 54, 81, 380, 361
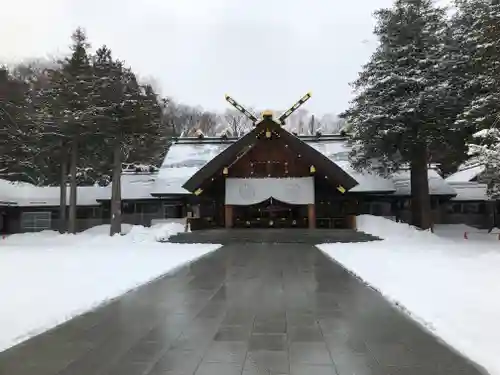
0, 244, 486, 375
168, 229, 380, 244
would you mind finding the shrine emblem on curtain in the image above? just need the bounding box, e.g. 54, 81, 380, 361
225, 177, 314, 205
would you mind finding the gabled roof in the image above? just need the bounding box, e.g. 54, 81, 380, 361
0, 174, 162, 207
445, 164, 485, 183
182, 120, 358, 193
449, 182, 489, 201
182, 129, 260, 192
154, 136, 459, 196
0, 201, 16, 206
392, 168, 456, 197
306, 140, 395, 193
278, 130, 359, 190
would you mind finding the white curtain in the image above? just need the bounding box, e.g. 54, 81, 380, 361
225, 177, 314, 205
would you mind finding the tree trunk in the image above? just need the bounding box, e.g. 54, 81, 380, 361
68, 138, 78, 234
410, 144, 433, 230
232, 118, 237, 137
110, 142, 122, 236
59, 152, 67, 234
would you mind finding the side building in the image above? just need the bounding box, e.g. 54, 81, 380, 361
0, 125, 495, 234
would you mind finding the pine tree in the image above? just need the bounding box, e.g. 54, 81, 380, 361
91, 46, 163, 235
37, 28, 96, 233
425, 4, 482, 175
341, 0, 462, 230
459, 0, 500, 197
469, 129, 500, 198
0, 68, 35, 183
454, 0, 500, 131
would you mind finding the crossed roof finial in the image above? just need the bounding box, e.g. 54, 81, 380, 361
224, 92, 312, 126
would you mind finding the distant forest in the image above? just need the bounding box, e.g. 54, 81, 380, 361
0, 30, 346, 187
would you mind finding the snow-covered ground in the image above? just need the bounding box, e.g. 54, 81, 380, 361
0, 223, 220, 352
318, 216, 500, 375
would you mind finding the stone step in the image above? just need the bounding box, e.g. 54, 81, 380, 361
168, 229, 380, 245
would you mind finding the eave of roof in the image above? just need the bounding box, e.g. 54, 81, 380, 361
277, 128, 358, 190
445, 164, 485, 183
0, 201, 17, 206
182, 120, 358, 192
182, 129, 259, 192
448, 182, 490, 201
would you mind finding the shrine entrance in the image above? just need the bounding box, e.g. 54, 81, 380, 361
233, 198, 309, 228
182, 93, 360, 231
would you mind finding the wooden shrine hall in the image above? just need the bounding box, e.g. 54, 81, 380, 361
182, 94, 360, 230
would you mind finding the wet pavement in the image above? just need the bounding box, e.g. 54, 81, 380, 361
0, 244, 486, 375
168, 229, 380, 244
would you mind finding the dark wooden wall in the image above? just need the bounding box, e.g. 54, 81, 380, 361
228, 136, 311, 178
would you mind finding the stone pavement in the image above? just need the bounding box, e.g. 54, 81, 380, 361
0, 244, 487, 375
168, 228, 380, 244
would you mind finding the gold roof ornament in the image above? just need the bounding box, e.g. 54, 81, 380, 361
262, 110, 273, 118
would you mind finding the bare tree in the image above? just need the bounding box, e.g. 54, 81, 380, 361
199, 111, 217, 136
319, 113, 345, 134
223, 109, 253, 137
164, 101, 203, 137
308, 115, 316, 135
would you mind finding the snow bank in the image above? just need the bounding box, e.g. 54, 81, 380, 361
3, 222, 186, 247
357, 214, 439, 241
0, 223, 218, 352
319, 215, 500, 375
82, 223, 135, 235
435, 224, 500, 242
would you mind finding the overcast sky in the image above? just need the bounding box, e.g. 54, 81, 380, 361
1, 0, 449, 115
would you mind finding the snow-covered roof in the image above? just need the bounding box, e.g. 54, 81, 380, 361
2, 137, 486, 205
153, 142, 230, 195
154, 137, 463, 195
392, 168, 457, 196
0, 179, 105, 207
119, 174, 158, 200
0, 180, 18, 206
153, 138, 397, 194
449, 182, 489, 201
98, 173, 160, 201
0, 174, 159, 207
307, 141, 395, 192
445, 164, 485, 183
307, 139, 350, 161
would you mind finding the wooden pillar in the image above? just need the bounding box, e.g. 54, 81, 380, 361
348, 215, 357, 230
224, 205, 233, 228
308, 204, 316, 229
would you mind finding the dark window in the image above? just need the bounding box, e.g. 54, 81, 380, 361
164, 204, 182, 218
463, 203, 484, 214
200, 203, 217, 218
446, 203, 462, 214
360, 201, 371, 214
371, 203, 383, 216
142, 203, 160, 214
21, 211, 51, 232
122, 202, 135, 214
77, 207, 98, 219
